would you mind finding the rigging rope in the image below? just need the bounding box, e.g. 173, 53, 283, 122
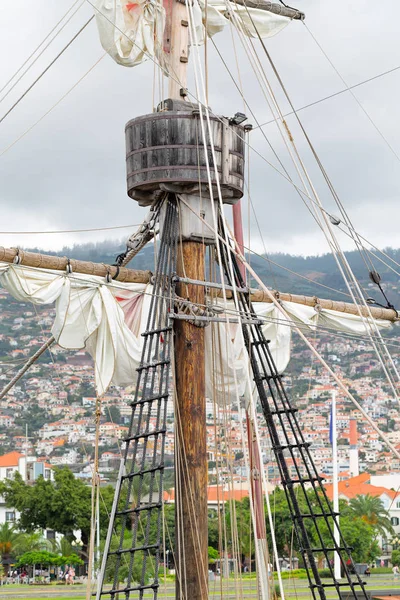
251, 26, 385, 301
0, 0, 83, 96
116, 201, 162, 268
0, 16, 95, 126
238, 246, 400, 461
0, 0, 322, 234
210, 35, 331, 246
185, 5, 282, 594
0, 337, 55, 401
226, 8, 400, 402
0, 223, 141, 235
254, 61, 400, 129
170, 181, 400, 464
97, 196, 178, 599
11, 266, 122, 591
219, 214, 369, 600
0, 51, 108, 158
246, 9, 397, 318
304, 22, 400, 166
9, 261, 141, 600
0, 1, 86, 108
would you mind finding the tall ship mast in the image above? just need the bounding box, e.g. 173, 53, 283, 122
1, 2, 400, 600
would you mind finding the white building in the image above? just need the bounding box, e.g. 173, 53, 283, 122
0, 451, 53, 525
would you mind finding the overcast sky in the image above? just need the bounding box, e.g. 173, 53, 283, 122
1, 0, 400, 257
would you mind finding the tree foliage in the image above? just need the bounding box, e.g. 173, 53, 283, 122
0, 465, 388, 572
225, 496, 253, 559
320, 501, 380, 563
208, 546, 219, 563
16, 550, 83, 567
349, 494, 394, 538
0, 523, 21, 571
209, 490, 383, 565
107, 406, 122, 424
0, 525, 54, 572
103, 535, 154, 585
392, 550, 400, 566
0, 468, 115, 548
14, 405, 48, 433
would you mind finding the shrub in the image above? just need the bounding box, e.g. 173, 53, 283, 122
372, 567, 392, 574
318, 568, 333, 578
273, 569, 307, 580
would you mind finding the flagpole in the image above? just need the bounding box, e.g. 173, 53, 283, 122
331, 390, 341, 580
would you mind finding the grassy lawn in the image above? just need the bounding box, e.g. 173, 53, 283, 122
1, 576, 398, 600
3, 596, 397, 600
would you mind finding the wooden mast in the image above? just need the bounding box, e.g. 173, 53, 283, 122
175, 244, 208, 600
166, 5, 208, 600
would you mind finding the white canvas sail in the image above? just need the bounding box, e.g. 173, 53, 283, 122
0, 262, 391, 398
93, 0, 292, 68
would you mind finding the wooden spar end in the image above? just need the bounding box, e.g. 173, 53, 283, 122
0, 247, 152, 285
250, 289, 399, 322
230, 0, 305, 20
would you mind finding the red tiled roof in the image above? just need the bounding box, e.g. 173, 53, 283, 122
325, 472, 400, 501
163, 486, 249, 503
0, 451, 23, 467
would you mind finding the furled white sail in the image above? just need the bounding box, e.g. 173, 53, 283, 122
94, 0, 166, 67
0, 263, 391, 398
0, 263, 148, 396
93, 0, 291, 68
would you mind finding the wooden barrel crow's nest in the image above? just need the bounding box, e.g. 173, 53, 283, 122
125, 99, 246, 206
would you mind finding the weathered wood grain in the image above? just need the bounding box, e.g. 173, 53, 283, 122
249, 289, 399, 321
125, 111, 245, 205
0, 246, 151, 284
231, 0, 304, 19
174, 241, 208, 600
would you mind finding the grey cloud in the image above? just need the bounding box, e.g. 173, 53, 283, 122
1, 0, 400, 256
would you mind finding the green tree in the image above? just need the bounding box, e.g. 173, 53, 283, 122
320, 501, 380, 563
15, 531, 51, 555
50, 536, 74, 557
208, 546, 219, 563
146, 504, 175, 552
14, 405, 48, 433
0, 468, 115, 557
225, 497, 252, 562
349, 494, 394, 538
392, 549, 400, 567
0, 523, 20, 574
107, 406, 122, 423
208, 509, 220, 550
16, 550, 83, 567
263, 490, 381, 565
102, 535, 154, 585
0, 525, 50, 573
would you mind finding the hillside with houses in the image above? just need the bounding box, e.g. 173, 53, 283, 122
0, 278, 400, 484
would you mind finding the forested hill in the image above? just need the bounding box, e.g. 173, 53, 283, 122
25, 240, 400, 306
